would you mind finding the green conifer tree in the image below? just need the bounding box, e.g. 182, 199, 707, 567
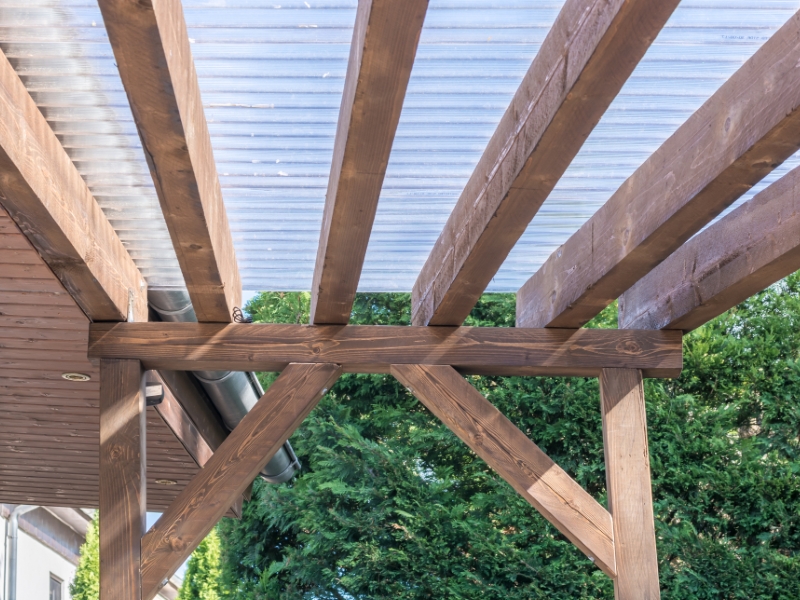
178, 528, 223, 600
70, 512, 99, 600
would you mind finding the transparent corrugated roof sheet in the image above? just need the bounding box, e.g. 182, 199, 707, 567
1, 0, 799, 294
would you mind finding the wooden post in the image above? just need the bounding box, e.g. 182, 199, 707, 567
100, 359, 146, 600
599, 368, 660, 599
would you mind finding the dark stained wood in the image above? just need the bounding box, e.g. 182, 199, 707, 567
0, 61, 146, 321
619, 165, 800, 332
517, 11, 800, 330
391, 364, 615, 576
141, 363, 342, 600
155, 370, 228, 450
99, 359, 145, 600
89, 322, 682, 378
0, 204, 203, 511
411, 0, 679, 327
599, 369, 659, 598
310, 0, 428, 324
98, 0, 241, 322
150, 372, 214, 467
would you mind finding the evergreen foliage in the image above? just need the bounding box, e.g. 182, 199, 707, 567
70, 512, 99, 600
216, 282, 800, 598
178, 528, 224, 600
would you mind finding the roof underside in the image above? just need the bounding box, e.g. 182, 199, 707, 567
2, 0, 799, 294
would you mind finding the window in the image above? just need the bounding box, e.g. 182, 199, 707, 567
49, 574, 62, 600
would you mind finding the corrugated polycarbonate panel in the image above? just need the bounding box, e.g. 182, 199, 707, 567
1, 1, 799, 294
0, 0, 185, 287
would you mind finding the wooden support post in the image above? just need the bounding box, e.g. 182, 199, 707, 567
392, 364, 616, 576
100, 359, 146, 600
599, 369, 660, 599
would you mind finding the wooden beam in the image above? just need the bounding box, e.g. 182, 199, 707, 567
517, 11, 800, 330
140, 363, 341, 600
155, 370, 228, 451
99, 359, 146, 600
310, 0, 428, 324
619, 165, 800, 332
391, 364, 615, 576
0, 48, 146, 322
599, 369, 659, 598
149, 372, 215, 468
411, 0, 679, 327
89, 323, 683, 378
149, 372, 243, 518
98, 0, 241, 322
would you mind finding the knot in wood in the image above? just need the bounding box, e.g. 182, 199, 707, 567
616, 340, 641, 355
108, 444, 123, 461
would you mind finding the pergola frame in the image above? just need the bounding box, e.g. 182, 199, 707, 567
2, 0, 800, 599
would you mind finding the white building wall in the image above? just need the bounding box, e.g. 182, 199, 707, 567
15, 529, 76, 600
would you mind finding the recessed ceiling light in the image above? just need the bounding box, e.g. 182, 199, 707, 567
155, 479, 177, 486
62, 372, 91, 382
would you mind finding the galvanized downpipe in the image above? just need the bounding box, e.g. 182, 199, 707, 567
5, 505, 36, 600
148, 290, 300, 483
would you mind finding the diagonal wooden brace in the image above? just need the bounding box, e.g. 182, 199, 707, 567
140, 363, 342, 600
391, 364, 616, 577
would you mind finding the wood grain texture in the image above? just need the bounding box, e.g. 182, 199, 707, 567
0, 55, 146, 321
518, 10, 800, 330
141, 363, 342, 600
599, 369, 659, 598
0, 204, 203, 511
310, 0, 428, 324
155, 370, 228, 451
412, 0, 678, 327
89, 322, 683, 378
391, 364, 615, 576
150, 372, 214, 468
98, 0, 241, 322
99, 359, 145, 600
619, 164, 800, 332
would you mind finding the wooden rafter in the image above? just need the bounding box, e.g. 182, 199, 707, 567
98, 0, 241, 323
0, 48, 147, 322
88, 323, 683, 378
600, 368, 660, 597
517, 10, 800, 330
310, 0, 428, 324
141, 363, 342, 600
411, 0, 679, 327
619, 165, 800, 332
392, 364, 616, 576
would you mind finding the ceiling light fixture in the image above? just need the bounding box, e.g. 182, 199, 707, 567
61, 372, 91, 382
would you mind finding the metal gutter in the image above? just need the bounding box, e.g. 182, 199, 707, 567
148, 289, 300, 483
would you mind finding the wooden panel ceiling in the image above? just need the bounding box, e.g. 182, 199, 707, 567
0, 207, 200, 510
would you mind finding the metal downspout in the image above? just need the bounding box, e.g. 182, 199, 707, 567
5, 505, 36, 600
148, 290, 300, 483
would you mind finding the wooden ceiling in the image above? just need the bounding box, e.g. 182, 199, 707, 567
0, 206, 200, 510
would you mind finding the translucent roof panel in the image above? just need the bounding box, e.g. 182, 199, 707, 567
1, 0, 799, 295
366, 0, 800, 291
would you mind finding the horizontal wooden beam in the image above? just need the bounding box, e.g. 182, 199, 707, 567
98, 0, 241, 322
517, 10, 800, 329
89, 323, 682, 378
0, 49, 146, 322
411, 0, 678, 326
141, 363, 341, 600
619, 165, 800, 332
392, 364, 615, 576
310, 0, 428, 324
